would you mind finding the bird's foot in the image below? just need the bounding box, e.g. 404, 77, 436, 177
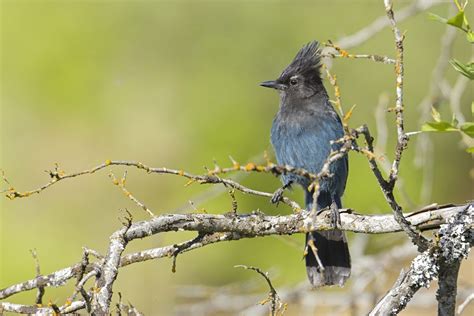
329, 201, 341, 229
271, 181, 292, 206
271, 187, 285, 205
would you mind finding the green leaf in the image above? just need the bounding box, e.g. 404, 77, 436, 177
450, 59, 474, 80
447, 10, 465, 29
428, 13, 448, 24
421, 121, 458, 132
460, 122, 474, 137
466, 147, 474, 153
431, 106, 441, 122
471, 102, 474, 118
467, 31, 474, 43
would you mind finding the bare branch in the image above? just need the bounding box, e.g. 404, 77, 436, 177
120, 232, 241, 268
321, 40, 396, 65
115, 292, 144, 316
369, 205, 473, 315
4, 160, 303, 211
336, 0, 445, 49
438, 259, 462, 316
0, 203, 468, 304
175, 241, 449, 315
0, 1, 468, 314
374, 93, 415, 208
174, 153, 266, 212
29, 249, 45, 305
235, 265, 285, 316
437, 204, 474, 315
109, 171, 156, 217
0, 301, 85, 315
458, 292, 474, 315
90, 211, 133, 315
383, 0, 430, 251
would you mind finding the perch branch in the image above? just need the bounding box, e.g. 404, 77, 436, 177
0, 203, 469, 306
3, 160, 304, 211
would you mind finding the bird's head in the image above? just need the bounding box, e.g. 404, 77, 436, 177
260, 41, 323, 99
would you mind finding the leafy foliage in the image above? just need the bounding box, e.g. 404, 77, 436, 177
429, 0, 473, 43
449, 59, 474, 79
424, 1, 473, 153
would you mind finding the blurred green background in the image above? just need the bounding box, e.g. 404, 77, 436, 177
1, 0, 472, 315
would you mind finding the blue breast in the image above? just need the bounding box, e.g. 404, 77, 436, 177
270, 108, 348, 198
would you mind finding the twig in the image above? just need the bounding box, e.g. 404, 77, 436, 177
69, 247, 102, 312
116, 292, 123, 316
323, 41, 395, 64
228, 189, 238, 214
70, 247, 91, 303
352, 124, 418, 223
305, 239, 325, 272
0, 301, 86, 315
384, 0, 430, 251
450, 74, 471, 125
373, 94, 415, 208
115, 292, 144, 316
235, 265, 285, 316
322, 65, 345, 118
336, 0, 445, 49
174, 152, 266, 212
308, 65, 355, 213
175, 242, 421, 316
171, 233, 208, 273
109, 171, 156, 217
458, 292, 474, 315
385, 0, 407, 188
29, 249, 45, 305
4, 160, 303, 211
309, 136, 353, 214
322, 52, 395, 64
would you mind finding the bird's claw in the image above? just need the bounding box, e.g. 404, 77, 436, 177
271, 188, 284, 205
329, 202, 341, 229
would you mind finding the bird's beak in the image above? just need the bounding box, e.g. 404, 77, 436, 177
260, 80, 286, 90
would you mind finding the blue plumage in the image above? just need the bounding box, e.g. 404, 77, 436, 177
261, 41, 350, 287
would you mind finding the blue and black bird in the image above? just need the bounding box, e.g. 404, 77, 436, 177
260, 41, 350, 287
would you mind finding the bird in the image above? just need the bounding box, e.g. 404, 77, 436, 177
260, 41, 350, 287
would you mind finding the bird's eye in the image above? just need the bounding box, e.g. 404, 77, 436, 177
289, 77, 298, 85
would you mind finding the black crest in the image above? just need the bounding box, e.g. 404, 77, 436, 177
279, 41, 322, 83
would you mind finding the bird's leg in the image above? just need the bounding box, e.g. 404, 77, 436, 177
271, 181, 292, 205
329, 199, 341, 229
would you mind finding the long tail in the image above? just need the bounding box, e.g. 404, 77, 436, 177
305, 191, 351, 287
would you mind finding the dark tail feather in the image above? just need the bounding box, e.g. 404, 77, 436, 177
305, 192, 351, 287
305, 230, 351, 287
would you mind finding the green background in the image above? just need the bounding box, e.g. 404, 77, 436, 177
1, 0, 472, 315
